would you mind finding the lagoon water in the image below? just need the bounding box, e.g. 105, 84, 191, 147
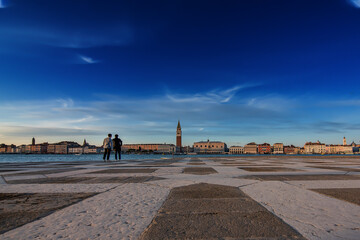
0, 154, 241, 163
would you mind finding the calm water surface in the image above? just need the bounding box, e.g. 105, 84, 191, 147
0, 154, 244, 163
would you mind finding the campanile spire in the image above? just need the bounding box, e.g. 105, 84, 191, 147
176, 120, 182, 152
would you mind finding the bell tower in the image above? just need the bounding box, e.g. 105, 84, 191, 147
176, 120, 182, 152
343, 136, 347, 146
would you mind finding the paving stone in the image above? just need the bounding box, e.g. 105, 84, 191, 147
312, 188, 360, 206
183, 167, 218, 175
5, 168, 85, 176
91, 168, 157, 174
311, 166, 360, 172
140, 183, 305, 240
169, 183, 247, 199
160, 198, 263, 214
0, 192, 95, 234
239, 167, 302, 172
7, 176, 164, 184
240, 174, 360, 181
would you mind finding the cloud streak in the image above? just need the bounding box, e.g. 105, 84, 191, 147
0, 0, 6, 8
1, 86, 360, 146
349, 0, 360, 8
166, 84, 258, 104
79, 55, 100, 64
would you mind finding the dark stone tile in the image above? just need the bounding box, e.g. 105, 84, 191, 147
169, 183, 246, 199
140, 183, 305, 240
160, 198, 263, 214
0, 192, 95, 234
239, 167, 302, 172
5, 168, 85, 176
312, 188, 360, 206
6, 177, 94, 184
311, 166, 360, 172
240, 174, 360, 181
90, 168, 157, 174
183, 167, 218, 175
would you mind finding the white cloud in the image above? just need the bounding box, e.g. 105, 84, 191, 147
79, 55, 100, 64
166, 84, 257, 104
0, 0, 6, 8
349, 0, 360, 8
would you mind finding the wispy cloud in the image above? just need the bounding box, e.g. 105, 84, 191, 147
79, 55, 100, 64
1, 87, 360, 145
166, 84, 258, 104
0, 0, 6, 8
349, 0, 360, 8
321, 99, 360, 107
0, 24, 134, 49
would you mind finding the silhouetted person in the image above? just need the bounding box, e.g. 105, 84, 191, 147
113, 134, 123, 161
103, 133, 112, 161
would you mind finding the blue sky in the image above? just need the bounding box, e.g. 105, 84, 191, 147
1, 0, 360, 146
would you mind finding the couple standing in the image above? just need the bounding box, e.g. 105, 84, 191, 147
103, 133, 122, 161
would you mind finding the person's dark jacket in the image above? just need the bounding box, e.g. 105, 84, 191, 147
112, 138, 122, 150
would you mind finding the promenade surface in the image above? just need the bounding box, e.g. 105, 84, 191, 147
0, 156, 359, 240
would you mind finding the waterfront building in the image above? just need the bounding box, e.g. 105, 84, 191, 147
68, 147, 84, 154
284, 145, 299, 154
229, 146, 244, 154
32, 137, 35, 146
193, 140, 227, 154
16, 145, 26, 154
84, 146, 101, 154
157, 144, 176, 154
299, 147, 305, 154
273, 143, 284, 154
122, 143, 171, 152
176, 121, 182, 153
5, 144, 16, 153
181, 146, 194, 153
47, 144, 56, 154
304, 141, 326, 154
244, 142, 257, 154
0, 144, 7, 153
343, 136, 347, 146
258, 143, 271, 154
31, 144, 48, 154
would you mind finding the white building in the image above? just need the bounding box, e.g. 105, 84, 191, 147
229, 146, 244, 154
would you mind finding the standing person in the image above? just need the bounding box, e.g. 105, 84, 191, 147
103, 133, 112, 161
113, 134, 123, 161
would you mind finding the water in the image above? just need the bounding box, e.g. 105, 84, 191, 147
0, 154, 342, 163
0, 154, 241, 163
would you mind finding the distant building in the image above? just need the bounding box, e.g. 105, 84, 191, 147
343, 136, 347, 146
32, 137, 35, 146
0, 144, 7, 153
181, 145, 194, 153
68, 146, 84, 154
304, 141, 326, 154
258, 143, 271, 154
244, 142, 257, 154
273, 143, 284, 154
193, 140, 227, 154
229, 146, 244, 154
176, 121, 182, 153
16, 145, 26, 154
284, 145, 300, 154
122, 143, 170, 152
157, 144, 176, 154
84, 146, 101, 154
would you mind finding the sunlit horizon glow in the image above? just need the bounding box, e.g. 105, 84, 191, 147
1, 0, 360, 147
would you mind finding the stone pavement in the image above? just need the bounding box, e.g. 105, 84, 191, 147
0, 156, 359, 239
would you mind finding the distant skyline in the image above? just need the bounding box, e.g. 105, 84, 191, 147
1, 0, 360, 146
